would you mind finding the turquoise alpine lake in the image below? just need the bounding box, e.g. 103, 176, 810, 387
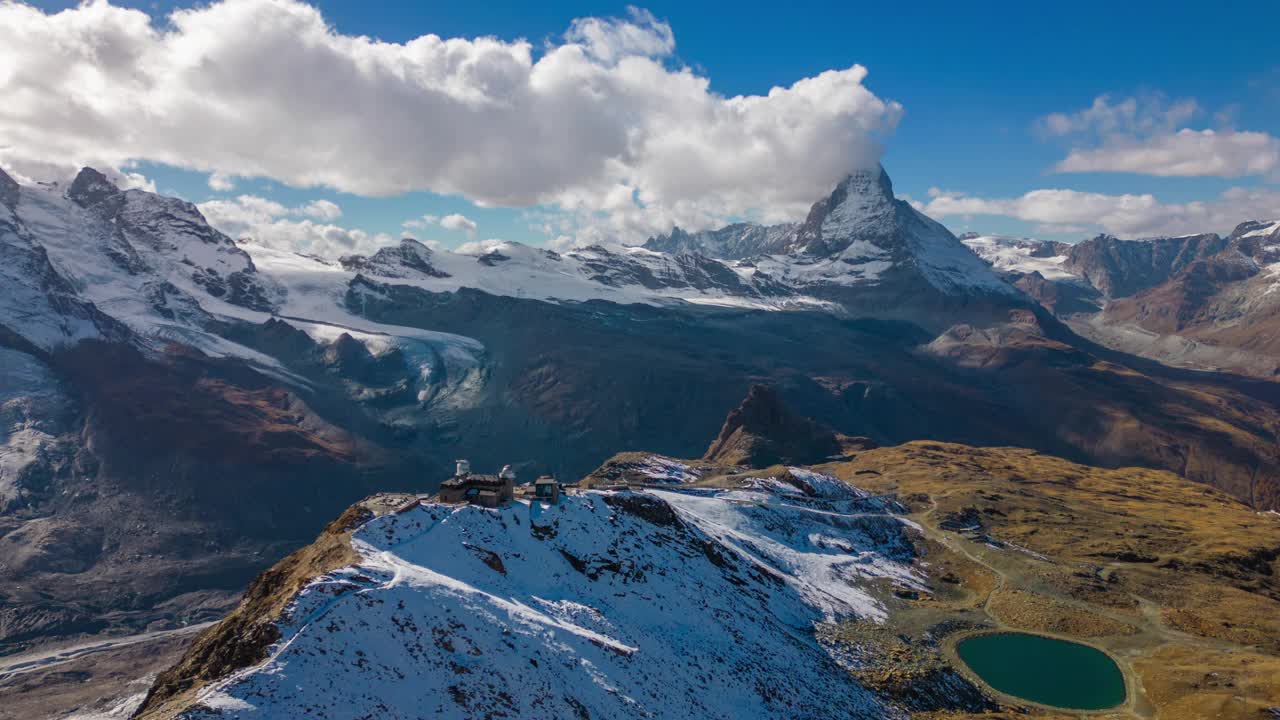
955, 632, 1126, 710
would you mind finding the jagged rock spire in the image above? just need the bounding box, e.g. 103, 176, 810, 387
67, 167, 122, 209
703, 384, 843, 467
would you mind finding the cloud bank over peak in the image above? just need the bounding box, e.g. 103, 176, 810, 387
0, 0, 901, 246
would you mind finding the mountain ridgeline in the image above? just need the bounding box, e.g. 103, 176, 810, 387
963, 220, 1280, 379
1, 160, 1280, 683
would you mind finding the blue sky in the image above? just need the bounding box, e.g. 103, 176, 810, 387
11, 0, 1280, 250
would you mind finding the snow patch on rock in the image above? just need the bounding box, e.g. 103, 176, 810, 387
961, 235, 1077, 281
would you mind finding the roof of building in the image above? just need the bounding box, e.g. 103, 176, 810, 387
442, 473, 508, 488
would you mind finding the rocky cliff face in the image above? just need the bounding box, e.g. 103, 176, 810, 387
1062, 232, 1229, 298
1088, 221, 1280, 378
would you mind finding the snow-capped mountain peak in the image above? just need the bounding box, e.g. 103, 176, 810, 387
789, 164, 898, 257
340, 237, 451, 280
1236, 219, 1280, 240
1, 168, 281, 356
741, 165, 1020, 300
643, 165, 1019, 305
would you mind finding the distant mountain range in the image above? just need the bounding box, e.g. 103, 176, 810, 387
963, 220, 1280, 378
3, 160, 1280, 690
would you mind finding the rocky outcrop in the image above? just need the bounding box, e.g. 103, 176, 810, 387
968, 226, 1280, 378
0, 167, 18, 210
1101, 250, 1261, 334
704, 384, 843, 467
1066, 220, 1280, 378
67, 167, 123, 210
1014, 270, 1103, 315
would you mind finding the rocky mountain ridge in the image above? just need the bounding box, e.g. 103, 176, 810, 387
964, 223, 1280, 378
136, 473, 923, 720
641, 222, 797, 260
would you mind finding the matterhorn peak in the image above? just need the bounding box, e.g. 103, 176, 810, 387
836, 163, 895, 201
788, 163, 901, 257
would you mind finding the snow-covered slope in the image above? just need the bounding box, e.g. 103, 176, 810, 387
1229, 219, 1280, 289
0, 347, 75, 510
961, 235, 1078, 281
0, 171, 118, 352
3, 168, 279, 360
333, 237, 829, 311
0, 163, 1034, 411
1, 169, 487, 391
173, 475, 922, 719
2, 165, 838, 372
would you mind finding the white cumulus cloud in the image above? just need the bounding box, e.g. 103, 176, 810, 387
1038, 94, 1199, 138
208, 172, 236, 191
402, 214, 440, 231
923, 186, 1280, 238
1040, 95, 1280, 179
298, 198, 342, 220
0, 0, 901, 246
564, 6, 675, 63
1055, 128, 1280, 178
197, 195, 386, 256
439, 213, 478, 236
